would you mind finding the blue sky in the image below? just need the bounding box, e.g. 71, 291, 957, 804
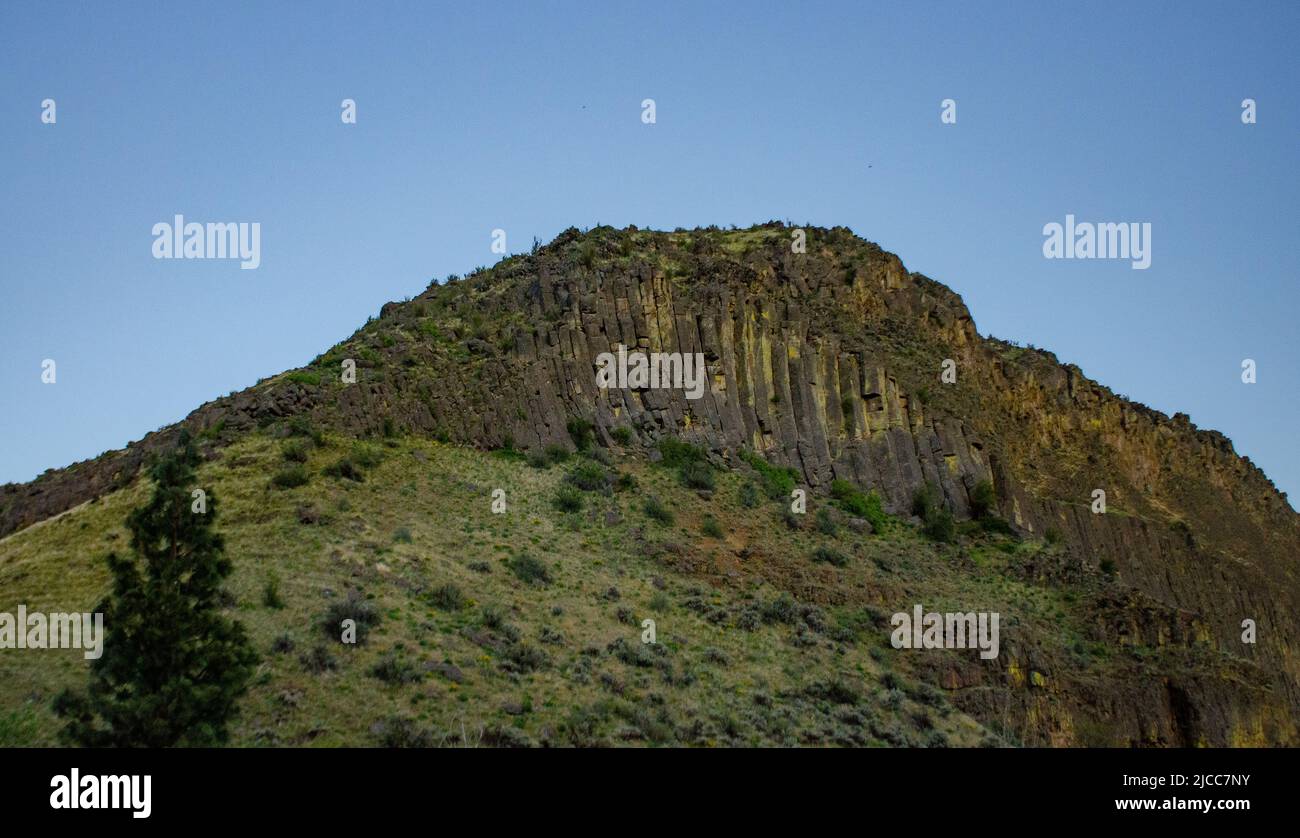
1, 1, 1296, 504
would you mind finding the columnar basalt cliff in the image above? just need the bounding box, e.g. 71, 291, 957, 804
3, 224, 1296, 745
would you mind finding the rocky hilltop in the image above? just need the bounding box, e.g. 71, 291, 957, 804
3, 223, 1297, 746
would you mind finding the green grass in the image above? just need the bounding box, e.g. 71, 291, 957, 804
0, 428, 1224, 747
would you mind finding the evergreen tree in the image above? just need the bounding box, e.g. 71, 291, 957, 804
55, 430, 257, 747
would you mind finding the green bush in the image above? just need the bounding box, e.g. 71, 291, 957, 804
743, 451, 798, 500
923, 507, 956, 543
701, 517, 724, 538
543, 444, 570, 465
262, 574, 284, 609
911, 483, 940, 518
508, 553, 551, 585
979, 516, 1015, 535
285, 370, 321, 387
812, 546, 848, 567
281, 439, 310, 463
738, 482, 760, 508
320, 592, 380, 644
644, 496, 674, 525
286, 416, 325, 446
658, 438, 706, 468
370, 652, 423, 685
1045, 526, 1063, 546
678, 461, 715, 491
610, 426, 632, 445
553, 483, 585, 509
324, 457, 364, 482
271, 465, 309, 489
553, 485, 584, 512
831, 479, 888, 532
969, 479, 996, 519
351, 442, 383, 469
567, 461, 610, 492
816, 507, 838, 536
566, 418, 594, 451
373, 716, 434, 748
427, 583, 465, 611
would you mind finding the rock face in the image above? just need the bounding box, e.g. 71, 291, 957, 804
2, 223, 1296, 744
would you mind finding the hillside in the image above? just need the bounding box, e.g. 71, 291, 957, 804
2, 223, 1297, 747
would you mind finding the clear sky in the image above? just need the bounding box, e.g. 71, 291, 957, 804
1, 1, 1296, 504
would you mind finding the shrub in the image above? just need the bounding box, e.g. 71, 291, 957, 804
644, 496, 674, 525
370, 652, 423, 685
508, 553, 551, 585
738, 482, 760, 509
658, 438, 706, 468
743, 451, 797, 499
701, 517, 724, 538
299, 644, 337, 673
285, 371, 321, 387
566, 418, 595, 451
567, 461, 610, 492
373, 716, 433, 748
1045, 526, 1063, 546
504, 643, 547, 673
553, 485, 584, 513
543, 444, 570, 465
427, 583, 465, 611
911, 483, 937, 518
832, 479, 869, 514
816, 507, 839, 536
393, 526, 413, 543
320, 591, 380, 644
286, 416, 324, 445
610, 426, 632, 445
923, 508, 956, 543
281, 439, 310, 463
832, 479, 888, 532
324, 457, 364, 482
1099, 558, 1117, 576
969, 479, 996, 519
979, 516, 1015, 536
271, 465, 309, 489
262, 575, 284, 609
351, 442, 383, 469
812, 546, 848, 567
678, 461, 715, 491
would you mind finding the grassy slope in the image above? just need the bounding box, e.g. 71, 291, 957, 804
0, 425, 1226, 747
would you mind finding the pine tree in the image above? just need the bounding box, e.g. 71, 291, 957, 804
55, 430, 258, 747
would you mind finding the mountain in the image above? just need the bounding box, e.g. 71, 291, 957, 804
2, 223, 1296, 747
